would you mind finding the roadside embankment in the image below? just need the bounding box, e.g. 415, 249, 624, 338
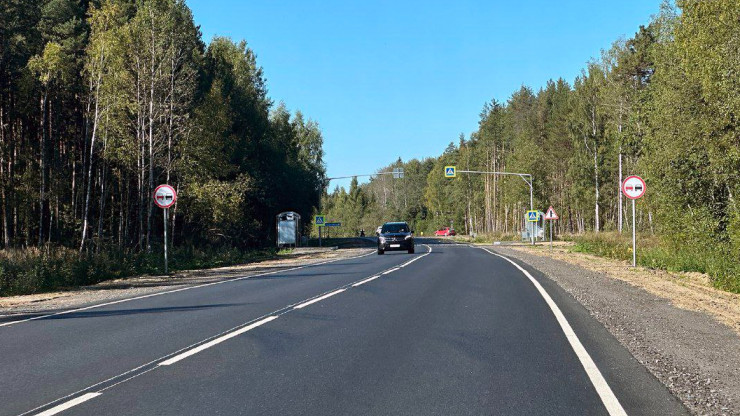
494, 243, 740, 416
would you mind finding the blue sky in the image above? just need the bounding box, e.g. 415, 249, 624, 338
187, 0, 661, 189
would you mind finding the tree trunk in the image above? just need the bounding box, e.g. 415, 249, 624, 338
0, 105, 8, 247
38, 92, 47, 246
146, 23, 156, 253
617, 103, 623, 234
80, 69, 103, 252
588, 105, 600, 233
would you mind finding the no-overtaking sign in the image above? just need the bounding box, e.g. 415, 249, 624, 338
622, 176, 646, 200
153, 185, 177, 209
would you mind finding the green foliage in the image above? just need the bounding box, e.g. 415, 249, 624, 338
0, 245, 277, 297
571, 232, 740, 293
0, 0, 325, 262
319, 2, 740, 293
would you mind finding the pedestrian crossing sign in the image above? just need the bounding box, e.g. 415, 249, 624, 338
445, 166, 456, 178
314, 215, 325, 227
526, 210, 540, 222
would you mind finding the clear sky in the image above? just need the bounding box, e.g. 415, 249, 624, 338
186, 0, 661, 189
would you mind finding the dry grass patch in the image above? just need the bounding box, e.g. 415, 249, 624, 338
508, 242, 740, 336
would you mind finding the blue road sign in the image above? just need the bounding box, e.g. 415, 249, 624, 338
444, 166, 456, 178
314, 215, 325, 226
526, 210, 540, 222
324, 222, 341, 227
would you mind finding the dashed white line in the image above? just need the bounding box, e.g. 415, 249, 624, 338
352, 275, 380, 287
34, 393, 101, 416
480, 247, 627, 416
293, 289, 346, 310
0, 250, 375, 328
159, 316, 279, 366
18, 244, 436, 415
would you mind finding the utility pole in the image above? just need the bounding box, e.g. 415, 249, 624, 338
454, 170, 535, 244
320, 169, 404, 244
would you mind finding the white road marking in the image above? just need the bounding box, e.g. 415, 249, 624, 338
17, 245, 436, 415
0, 250, 376, 328
381, 268, 400, 275
293, 289, 346, 310
400, 256, 422, 267
480, 248, 627, 416
352, 275, 380, 287
159, 316, 279, 366
34, 393, 101, 416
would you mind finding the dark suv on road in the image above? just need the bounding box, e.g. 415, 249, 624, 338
377, 222, 414, 254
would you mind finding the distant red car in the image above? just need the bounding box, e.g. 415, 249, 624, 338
434, 227, 456, 237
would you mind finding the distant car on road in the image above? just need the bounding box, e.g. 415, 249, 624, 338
378, 221, 414, 254
434, 227, 456, 237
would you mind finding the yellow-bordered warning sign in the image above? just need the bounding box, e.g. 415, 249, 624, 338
314, 215, 325, 227
526, 210, 540, 222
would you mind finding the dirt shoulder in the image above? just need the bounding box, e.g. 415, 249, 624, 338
0, 247, 372, 318
493, 242, 740, 416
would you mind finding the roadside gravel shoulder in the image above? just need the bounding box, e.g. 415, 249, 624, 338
0, 247, 372, 319
492, 244, 740, 416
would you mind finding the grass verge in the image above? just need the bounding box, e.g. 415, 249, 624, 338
0, 245, 277, 297
566, 232, 740, 293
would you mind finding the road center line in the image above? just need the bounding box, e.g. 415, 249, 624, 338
293, 289, 346, 310
18, 245, 434, 415
352, 275, 380, 287
159, 316, 279, 366
480, 247, 627, 416
34, 393, 101, 416
0, 250, 375, 328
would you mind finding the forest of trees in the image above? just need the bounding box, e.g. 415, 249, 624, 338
322, 1, 740, 291
0, 0, 326, 255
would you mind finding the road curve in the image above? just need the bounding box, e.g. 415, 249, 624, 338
0, 240, 686, 415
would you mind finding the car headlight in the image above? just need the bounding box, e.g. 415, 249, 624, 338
379, 236, 386, 243
405, 235, 412, 240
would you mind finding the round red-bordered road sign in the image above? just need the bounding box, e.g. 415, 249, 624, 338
153, 184, 177, 208
622, 175, 646, 200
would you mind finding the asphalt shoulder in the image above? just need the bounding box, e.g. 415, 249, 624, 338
491, 245, 738, 416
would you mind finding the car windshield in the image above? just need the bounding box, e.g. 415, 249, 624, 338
382, 223, 409, 233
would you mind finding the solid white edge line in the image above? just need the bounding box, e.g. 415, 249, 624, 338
352, 275, 380, 287
293, 289, 346, 310
0, 250, 376, 328
34, 392, 102, 416
159, 316, 278, 366
480, 248, 627, 416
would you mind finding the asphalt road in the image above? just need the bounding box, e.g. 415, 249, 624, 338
0, 239, 687, 415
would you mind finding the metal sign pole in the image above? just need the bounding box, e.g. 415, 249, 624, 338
622, 175, 645, 267
319, 226, 322, 247
153, 184, 176, 275
164, 208, 169, 274
531, 221, 535, 246
529, 179, 534, 246
549, 219, 553, 253
632, 199, 636, 267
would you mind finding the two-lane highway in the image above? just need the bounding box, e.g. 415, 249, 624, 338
1, 241, 687, 415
